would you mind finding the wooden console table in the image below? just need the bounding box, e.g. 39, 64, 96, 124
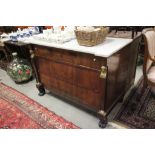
27, 36, 141, 128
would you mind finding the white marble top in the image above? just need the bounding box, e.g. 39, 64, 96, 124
24, 37, 133, 58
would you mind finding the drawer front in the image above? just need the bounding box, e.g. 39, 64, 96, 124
34, 45, 106, 69
77, 53, 106, 70
35, 46, 77, 64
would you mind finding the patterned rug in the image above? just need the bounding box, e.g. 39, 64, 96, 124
115, 79, 155, 129
0, 83, 79, 129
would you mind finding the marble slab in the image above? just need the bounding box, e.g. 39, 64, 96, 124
24, 37, 133, 58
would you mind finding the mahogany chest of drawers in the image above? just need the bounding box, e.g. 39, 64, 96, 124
30, 36, 141, 128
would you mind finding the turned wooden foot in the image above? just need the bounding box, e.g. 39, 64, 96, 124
36, 82, 45, 96
98, 110, 107, 128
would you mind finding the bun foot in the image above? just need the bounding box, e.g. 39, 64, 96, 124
98, 110, 107, 128
38, 90, 45, 96
99, 120, 107, 128
36, 82, 45, 96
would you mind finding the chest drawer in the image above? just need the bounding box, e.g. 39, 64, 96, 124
35, 46, 77, 64
77, 53, 106, 70
34, 45, 106, 70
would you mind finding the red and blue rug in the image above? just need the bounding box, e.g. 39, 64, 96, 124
0, 83, 79, 129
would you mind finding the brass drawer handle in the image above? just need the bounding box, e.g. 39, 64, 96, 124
100, 66, 107, 79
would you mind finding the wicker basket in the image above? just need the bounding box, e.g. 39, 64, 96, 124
75, 26, 109, 47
